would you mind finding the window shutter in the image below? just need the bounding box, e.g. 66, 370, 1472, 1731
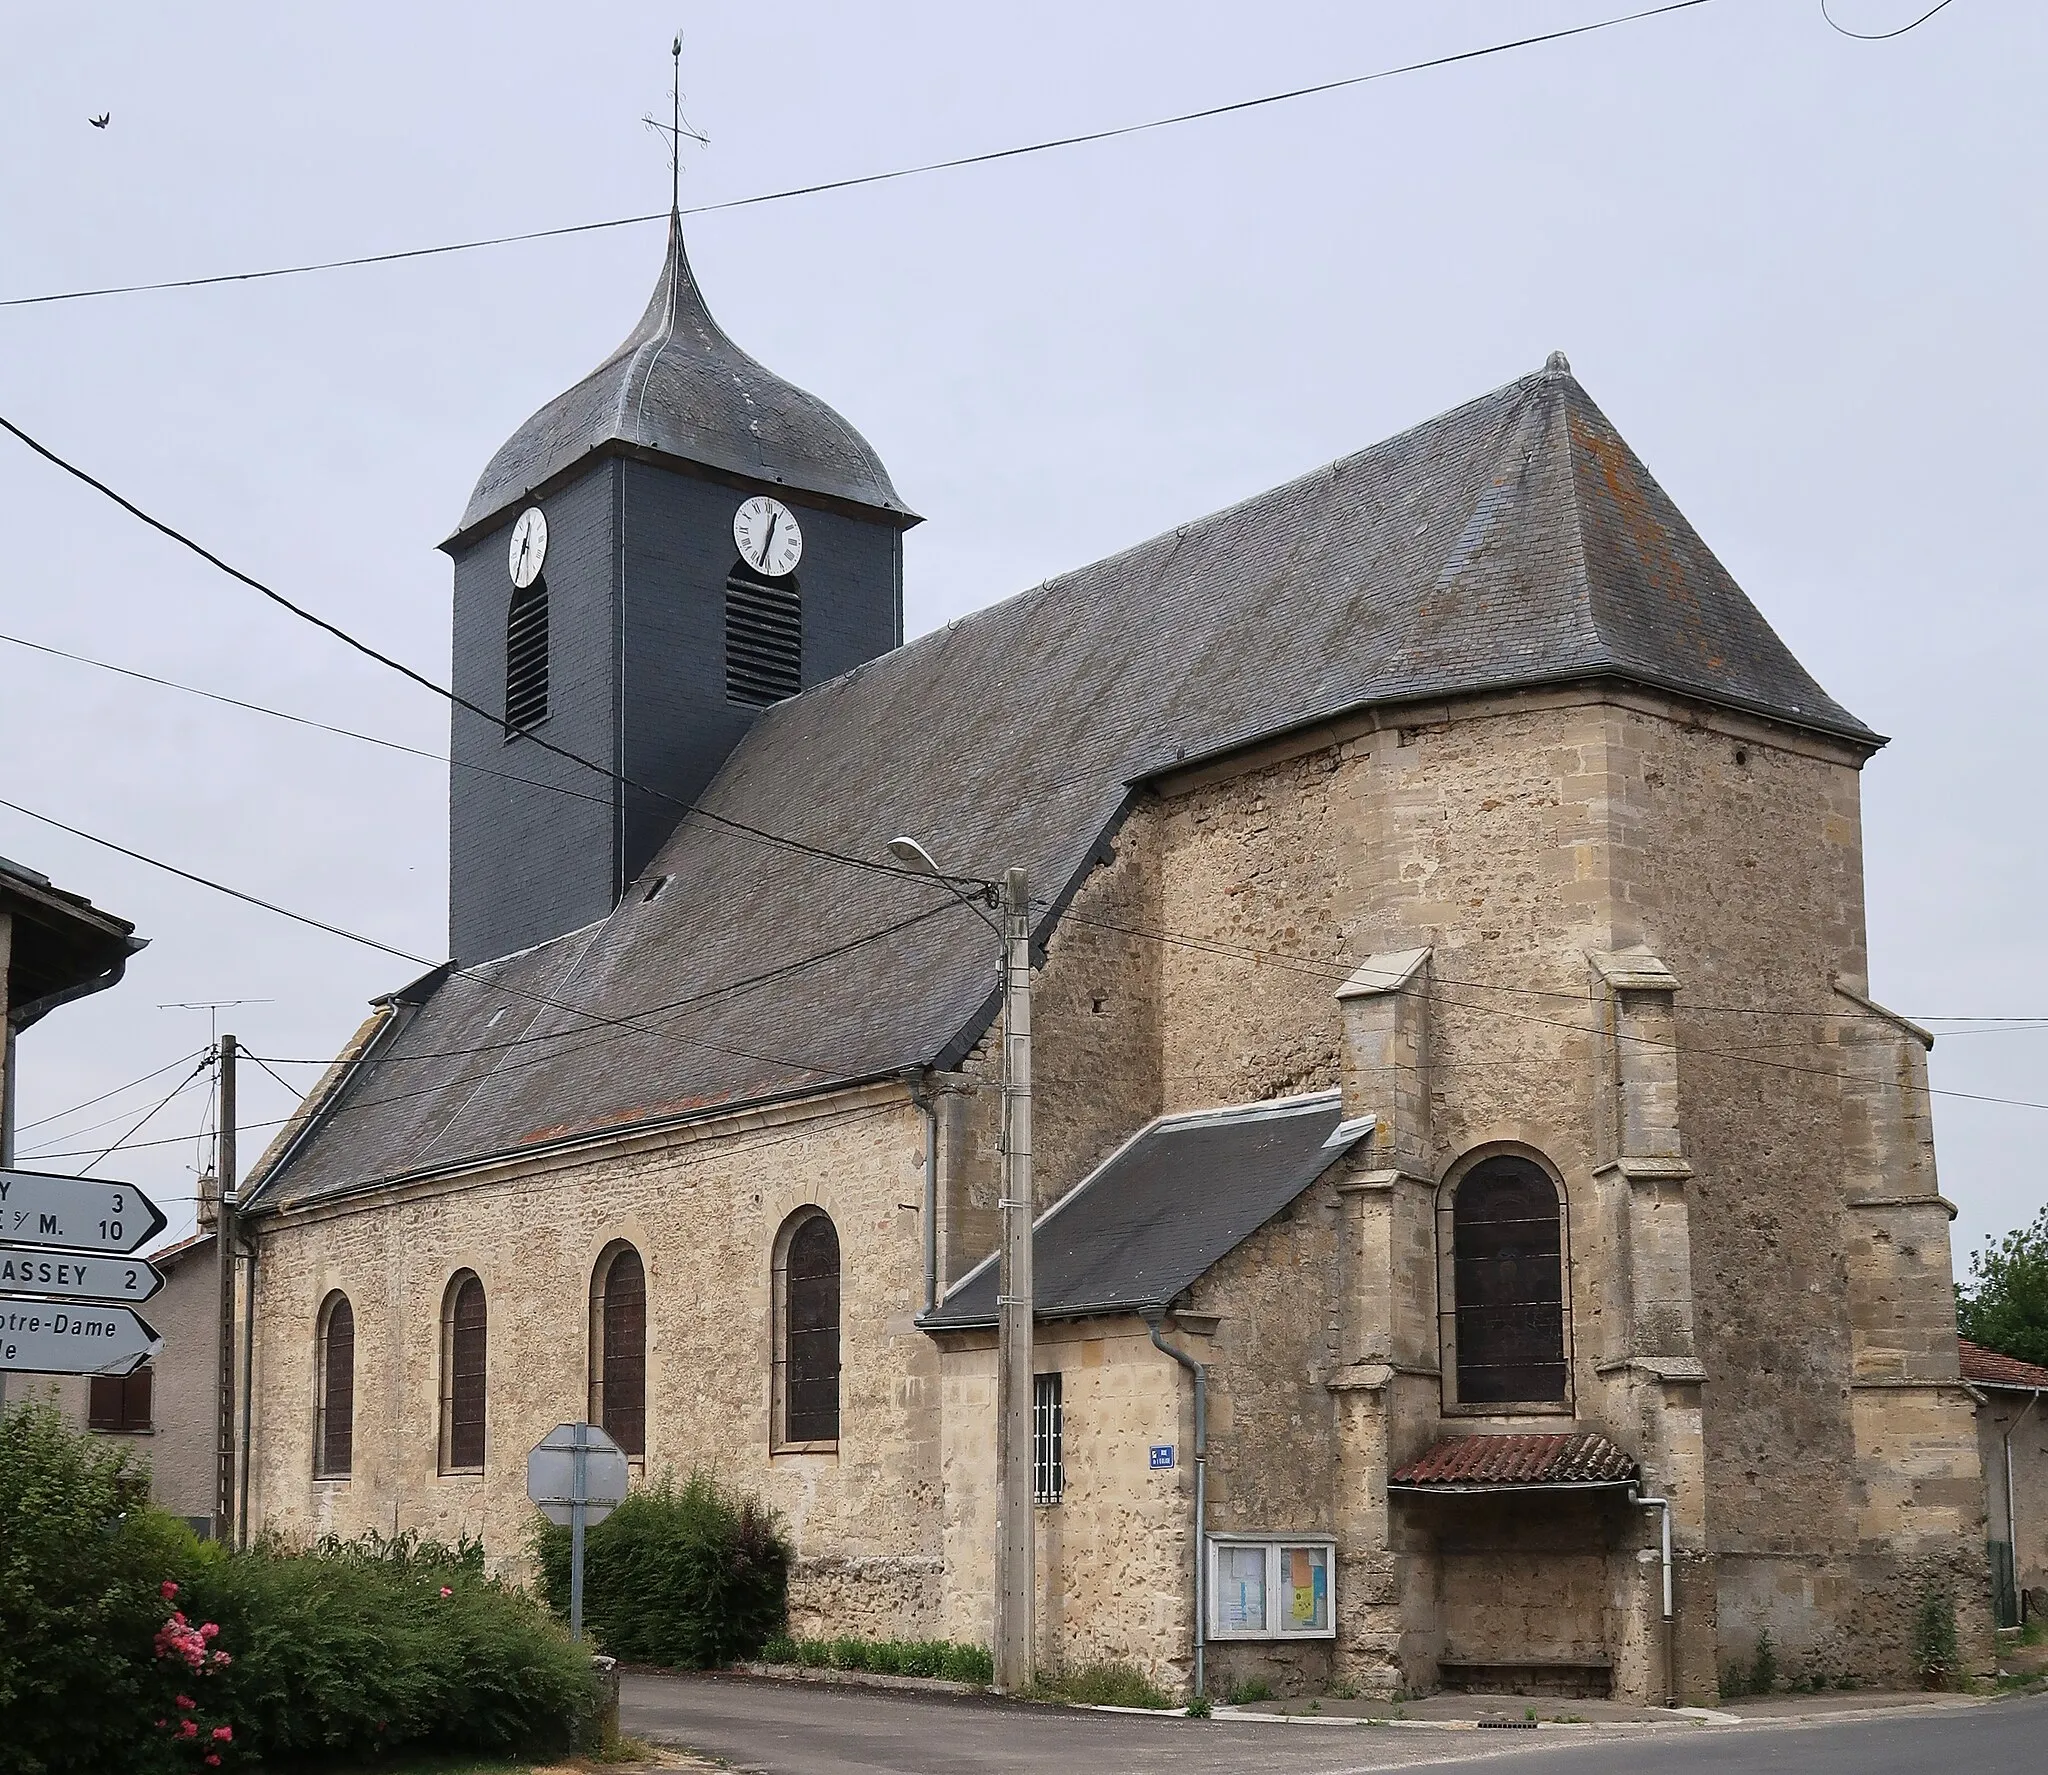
725, 569, 802, 707
88, 1373, 124, 1430
1453, 1157, 1567, 1403
505, 580, 549, 731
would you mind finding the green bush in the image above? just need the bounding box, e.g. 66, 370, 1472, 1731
1225, 1674, 1275, 1707
756, 1633, 991, 1683
0, 1403, 203, 1775
183, 1534, 592, 1763
0, 1405, 591, 1774
531, 1471, 790, 1667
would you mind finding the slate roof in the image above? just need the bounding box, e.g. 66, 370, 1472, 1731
252, 355, 1877, 1212
1959, 1339, 2048, 1391
1389, 1433, 1639, 1489
453, 210, 912, 541
921, 1093, 1368, 1330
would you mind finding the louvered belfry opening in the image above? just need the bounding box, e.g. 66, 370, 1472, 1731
725, 563, 802, 707
1453, 1156, 1568, 1403
593, 1246, 647, 1458
444, 1272, 488, 1469
783, 1214, 841, 1444
318, 1293, 355, 1478
505, 576, 549, 731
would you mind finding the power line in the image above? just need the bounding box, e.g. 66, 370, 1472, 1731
0, 412, 981, 899
0, 791, 885, 1085
0, 3, 1718, 313
1821, 0, 1957, 40
10, 1047, 206, 1135
0, 629, 613, 809
74, 1059, 212, 1176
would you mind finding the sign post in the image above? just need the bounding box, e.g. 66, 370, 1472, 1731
526, 1421, 630, 1642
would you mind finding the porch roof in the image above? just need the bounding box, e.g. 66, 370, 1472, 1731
1389, 1432, 1638, 1491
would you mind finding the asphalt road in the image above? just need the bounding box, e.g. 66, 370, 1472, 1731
623, 1672, 2046, 1775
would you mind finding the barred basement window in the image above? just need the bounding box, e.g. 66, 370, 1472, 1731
441, 1271, 488, 1471
773, 1210, 840, 1448
725, 565, 801, 707
505, 576, 549, 733
589, 1244, 646, 1459
1034, 1372, 1064, 1505
88, 1366, 153, 1434
315, 1292, 354, 1478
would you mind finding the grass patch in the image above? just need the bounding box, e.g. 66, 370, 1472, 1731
1226, 1675, 1275, 1706
758, 1633, 993, 1684
1031, 1661, 1174, 1709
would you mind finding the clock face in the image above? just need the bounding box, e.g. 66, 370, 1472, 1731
508, 507, 548, 588
733, 495, 803, 579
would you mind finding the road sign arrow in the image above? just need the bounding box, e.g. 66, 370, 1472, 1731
0, 1299, 160, 1377
0, 1169, 166, 1255
0, 1246, 166, 1304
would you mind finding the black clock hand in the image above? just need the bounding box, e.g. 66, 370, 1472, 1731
759, 511, 779, 566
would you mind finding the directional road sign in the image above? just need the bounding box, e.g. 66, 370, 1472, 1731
0, 1299, 160, 1377
0, 1169, 165, 1255
0, 1248, 165, 1304
527, 1420, 631, 1528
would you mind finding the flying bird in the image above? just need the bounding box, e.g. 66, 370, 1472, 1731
89, 113, 110, 128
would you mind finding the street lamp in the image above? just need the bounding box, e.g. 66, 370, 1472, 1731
891, 836, 1035, 1692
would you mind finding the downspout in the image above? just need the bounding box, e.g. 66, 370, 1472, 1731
1147, 1313, 1207, 1700
236, 1233, 258, 1548
1631, 1485, 1675, 1706
2005, 1389, 2042, 1616
906, 1070, 938, 1316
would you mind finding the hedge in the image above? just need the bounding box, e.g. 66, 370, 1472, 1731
531, 1470, 790, 1667
0, 1405, 593, 1773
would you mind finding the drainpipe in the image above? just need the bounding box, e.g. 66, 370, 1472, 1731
2005, 1390, 2042, 1618
906, 1070, 939, 1316
1631, 1486, 1675, 1706
237, 1233, 259, 1548
1147, 1313, 1207, 1700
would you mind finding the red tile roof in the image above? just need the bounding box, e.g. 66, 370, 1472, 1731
1959, 1339, 2048, 1391
1389, 1432, 1637, 1489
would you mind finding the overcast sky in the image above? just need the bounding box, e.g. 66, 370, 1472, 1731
1, 1, 2040, 1266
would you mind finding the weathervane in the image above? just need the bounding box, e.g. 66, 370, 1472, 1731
643, 29, 710, 213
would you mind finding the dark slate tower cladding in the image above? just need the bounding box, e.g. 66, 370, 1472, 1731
440, 209, 916, 963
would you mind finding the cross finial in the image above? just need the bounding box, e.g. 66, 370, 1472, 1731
645, 28, 707, 210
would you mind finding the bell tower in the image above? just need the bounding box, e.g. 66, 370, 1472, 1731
439, 209, 916, 963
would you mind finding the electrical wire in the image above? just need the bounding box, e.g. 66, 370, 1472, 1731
10, 1047, 206, 1135
0, 791, 886, 1084
0, 3, 1720, 313
0, 412, 986, 900
0, 629, 613, 809
73, 1059, 212, 1175
1820, 0, 1957, 40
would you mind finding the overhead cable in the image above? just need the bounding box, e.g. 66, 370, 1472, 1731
0, 3, 1718, 312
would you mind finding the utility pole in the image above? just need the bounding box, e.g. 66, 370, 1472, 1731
993, 867, 1035, 1692
213, 1034, 237, 1546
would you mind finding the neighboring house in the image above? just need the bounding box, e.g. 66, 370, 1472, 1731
46, 1227, 221, 1535
1961, 1338, 2048, 1625
240, 207, 1989, 1703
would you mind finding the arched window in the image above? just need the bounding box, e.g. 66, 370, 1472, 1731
315, 1292, 354, 1478
441, 1271, 488, 1471
505, 577, 549, 732
589, 1244, 646, 1458
773, 1211, 840, 1448
1443, 1155, 1569, 1406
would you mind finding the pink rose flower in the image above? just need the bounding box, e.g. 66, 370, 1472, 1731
205, 1757, 221, 1768
160, 1580, 179, 1600
178, 1719, 198, 1739
211, 1725, 233, 1742
200, 1622, 220, 1640
440, 1586, 453, 1598
176, 1695, 196, 1710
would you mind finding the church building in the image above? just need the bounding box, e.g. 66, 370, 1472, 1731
241, 203, 1992, 1703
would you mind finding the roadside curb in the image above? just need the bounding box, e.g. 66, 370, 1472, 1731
732, 1661, 983, 1696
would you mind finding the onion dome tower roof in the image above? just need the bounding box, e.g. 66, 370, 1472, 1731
452, 209, 913, 542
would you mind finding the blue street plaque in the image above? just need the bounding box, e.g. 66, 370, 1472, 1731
1149, 1444, 1176, 1470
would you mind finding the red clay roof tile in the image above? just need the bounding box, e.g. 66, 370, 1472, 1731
1389, 1432, 1637, 1488
1959, 1339, 2048, 1391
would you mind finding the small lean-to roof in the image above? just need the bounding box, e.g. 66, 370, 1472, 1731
1390, 1433, 1639, 1490
921, 1093, 1369, 1330
453, 210, 912, 541
256, 357, 1877, 1211
0, 855, 144, 1030
1959, 1338, 2048, 1391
